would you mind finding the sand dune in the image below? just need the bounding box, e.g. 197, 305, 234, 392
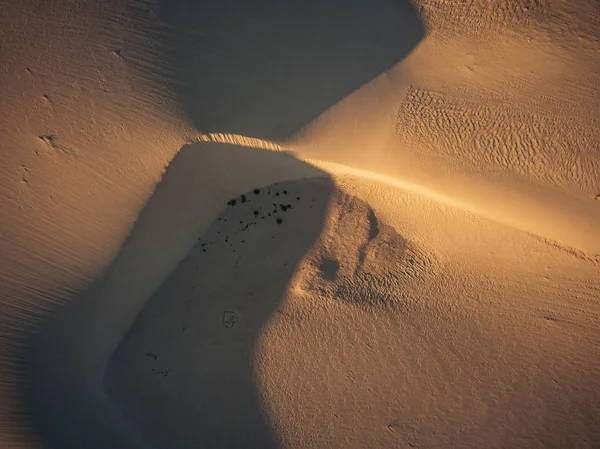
156, 0, 423, 139
1, 0, 600, 448
103, 162, 600, 448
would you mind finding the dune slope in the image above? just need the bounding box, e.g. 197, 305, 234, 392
0, 0, 599, 448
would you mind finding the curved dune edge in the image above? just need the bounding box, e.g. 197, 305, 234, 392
197, 133, 285, 151
102, 141, 594, 447
198, 133, 600, 257
0, 1, 598, 447
302, 158, 600, 259
36, 138, 596, 448
26, 142, 329, 448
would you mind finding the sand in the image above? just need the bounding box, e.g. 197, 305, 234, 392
1, 0, 599, 448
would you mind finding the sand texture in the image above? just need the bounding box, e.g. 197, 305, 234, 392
1, 0, 599, 448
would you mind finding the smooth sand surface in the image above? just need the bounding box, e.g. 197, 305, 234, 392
1, 0, 600, 448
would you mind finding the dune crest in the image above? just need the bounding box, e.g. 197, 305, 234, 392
0, 0, 599, 448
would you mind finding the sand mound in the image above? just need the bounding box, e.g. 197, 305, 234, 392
293, 193, 436, 309
105, 176, 333, 448
24, 143, 328, 448
156, 0, 423, 140
104, 179, 439, 448
105, 173, 600, 448
1, 0, 600, 448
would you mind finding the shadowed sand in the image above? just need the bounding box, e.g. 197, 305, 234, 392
24, 143, 331, 448
157, 0, 424, 140
19, 2, 425, 446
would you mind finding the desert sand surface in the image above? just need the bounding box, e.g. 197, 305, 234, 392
1, 0, 599, 448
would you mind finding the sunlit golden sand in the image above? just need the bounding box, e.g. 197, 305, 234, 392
1, 1, 599, 448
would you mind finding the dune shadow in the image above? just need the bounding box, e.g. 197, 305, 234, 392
23, 142, 332, 448
105, 163, 334, 448
23, 2, 425, 446
155, 0, 424, 140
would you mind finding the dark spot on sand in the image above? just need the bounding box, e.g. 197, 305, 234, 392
320, 259, 340, 281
